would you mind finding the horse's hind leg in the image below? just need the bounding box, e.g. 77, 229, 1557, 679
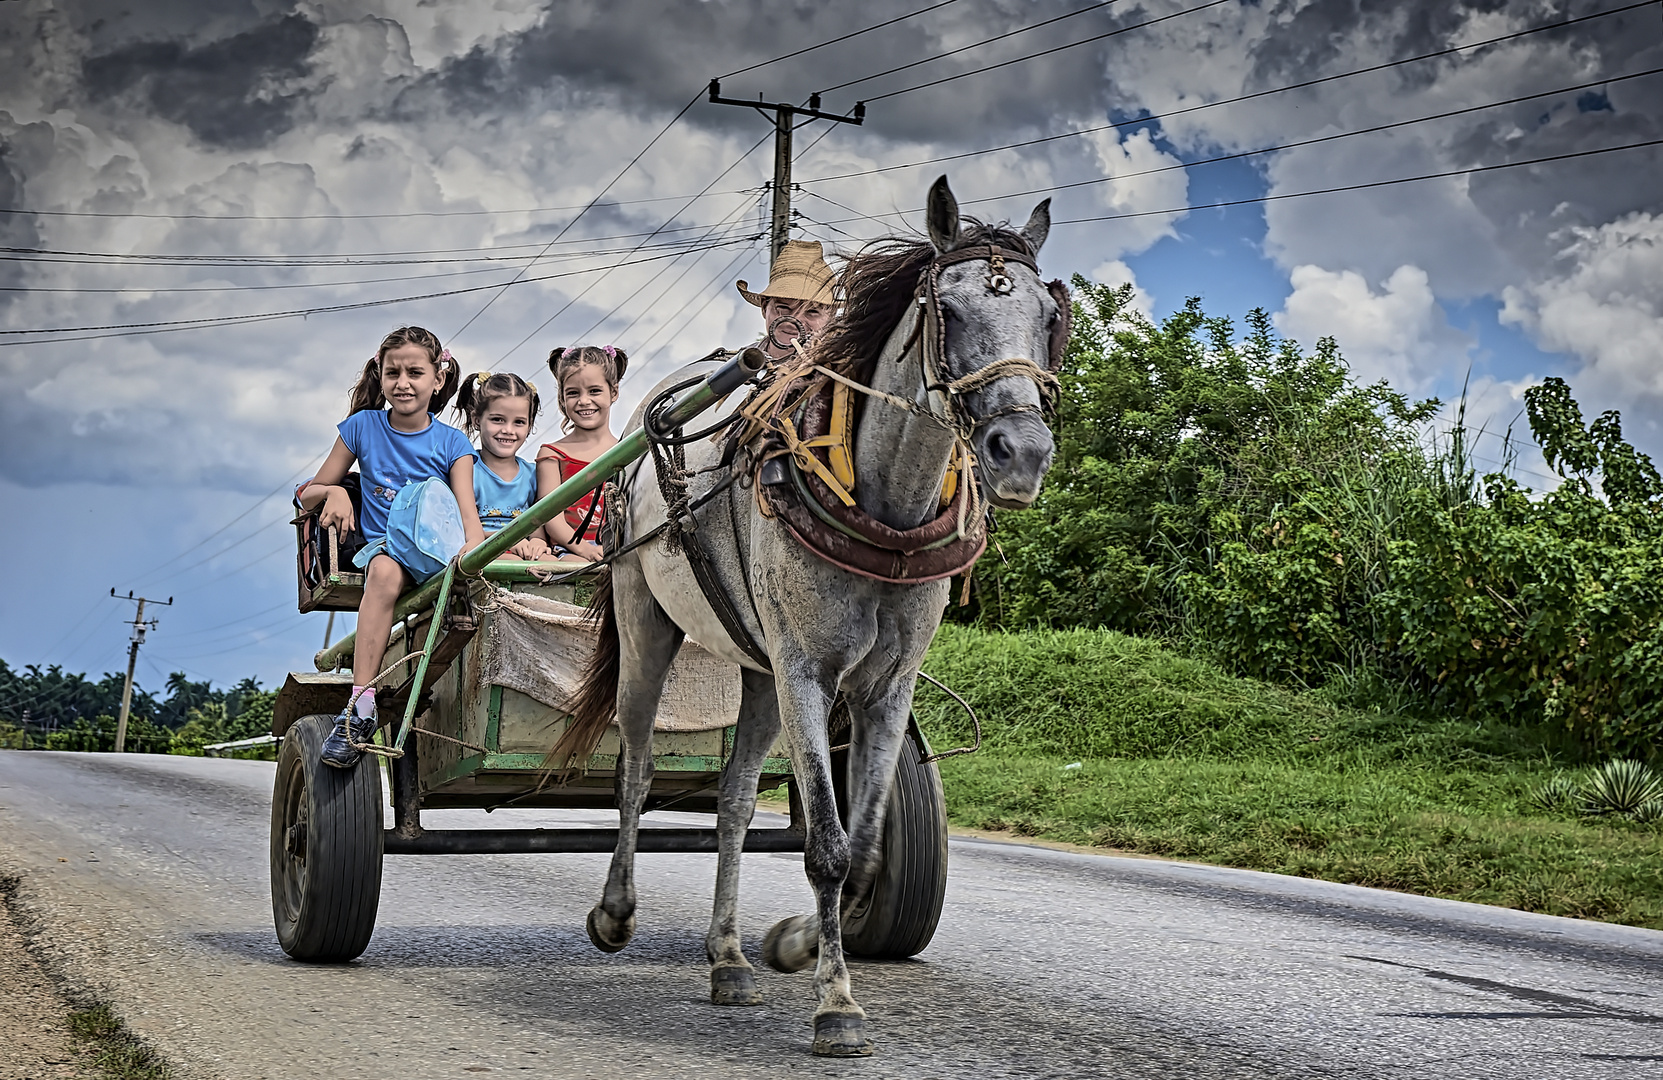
589, 560, 684, 953
706, 667, 782, 1005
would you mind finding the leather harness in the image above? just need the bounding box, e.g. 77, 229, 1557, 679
641, 244, 1069, 670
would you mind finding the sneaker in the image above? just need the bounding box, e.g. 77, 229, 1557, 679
320, 706, 378, 769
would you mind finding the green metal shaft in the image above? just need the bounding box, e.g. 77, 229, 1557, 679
314, 354, 757, 671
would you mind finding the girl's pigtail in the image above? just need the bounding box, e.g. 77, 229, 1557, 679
454, 370, 490, 432
347, 355, 385, 415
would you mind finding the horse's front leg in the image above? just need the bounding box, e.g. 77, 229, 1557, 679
759, 663, 871, 1056
706, 666, 782, 1005
589, 564, 684, 953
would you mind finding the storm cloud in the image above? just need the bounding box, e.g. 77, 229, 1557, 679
1, 0, 1660, 496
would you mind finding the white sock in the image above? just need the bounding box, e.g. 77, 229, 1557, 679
352, 687, 376, 719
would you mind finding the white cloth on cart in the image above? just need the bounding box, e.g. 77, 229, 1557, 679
476, 589, 740, 732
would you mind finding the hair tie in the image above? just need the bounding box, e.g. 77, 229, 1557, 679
559, 347, 575, 360
438, 348, 454, 370
474, 371, 488, 387
601, 345, 616, 359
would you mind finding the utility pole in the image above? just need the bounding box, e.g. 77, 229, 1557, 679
706, 81, 865, 266
109, 588, 172, 753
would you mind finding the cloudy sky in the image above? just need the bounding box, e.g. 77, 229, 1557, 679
3, 0, 1660, 692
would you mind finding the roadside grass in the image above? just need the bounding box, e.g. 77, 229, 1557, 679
67, 1005, 171, 1080
916, 625, 1663, 929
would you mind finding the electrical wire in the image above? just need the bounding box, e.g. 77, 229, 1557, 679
0, 2, 968, 225
487, 137, 775, 366
1, 222, 748, 265
721, 0, 965, 79
0, 236, 758, 344
818, 0, 1125, 94
862, 0, 1233, 101
570, 197, 762, 344
801, 0, 1662, 184
1051, 135, 1663, 225
902, 66, 1663, 210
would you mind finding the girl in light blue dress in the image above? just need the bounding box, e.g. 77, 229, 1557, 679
455, 371, 551, 562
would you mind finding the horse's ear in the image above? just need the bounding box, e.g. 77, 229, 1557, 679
1021, 198, 1051, 254
927, 175, 962, 253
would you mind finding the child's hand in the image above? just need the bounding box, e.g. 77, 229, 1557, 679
573, 540, 605, 562
317, 487, 356, 535
512, 537, 552, 561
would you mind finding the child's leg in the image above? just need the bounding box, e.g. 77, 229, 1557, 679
352, 554, 410, 685
323, 554, 410, 768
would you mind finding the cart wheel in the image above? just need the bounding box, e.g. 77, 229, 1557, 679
270, 713, 384, 962
837, 732, 949, 959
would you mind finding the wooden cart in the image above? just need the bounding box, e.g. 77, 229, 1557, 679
269, 352, 950, 964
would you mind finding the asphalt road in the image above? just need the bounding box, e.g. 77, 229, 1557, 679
1, 751, 1660, 1079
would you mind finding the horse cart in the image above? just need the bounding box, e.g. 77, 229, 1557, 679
269, 348, 951, 964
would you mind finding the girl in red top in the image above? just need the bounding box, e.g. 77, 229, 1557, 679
536, 344, 625, 561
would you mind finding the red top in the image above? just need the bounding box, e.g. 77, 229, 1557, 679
538, 444, 604, 543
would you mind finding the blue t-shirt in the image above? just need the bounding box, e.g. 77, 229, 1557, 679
473, 454, 537, 532
337, 410, 474, 543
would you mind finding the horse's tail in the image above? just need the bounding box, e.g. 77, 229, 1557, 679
546, 569, 619, 774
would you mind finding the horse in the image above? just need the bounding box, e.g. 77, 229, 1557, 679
560, 176, 1063, 1055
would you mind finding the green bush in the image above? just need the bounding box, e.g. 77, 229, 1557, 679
973, 279, 1663, 757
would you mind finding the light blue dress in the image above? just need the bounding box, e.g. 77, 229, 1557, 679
473, 454, 537, 533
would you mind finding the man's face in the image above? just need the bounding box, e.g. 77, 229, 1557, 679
761, 296, 831, 354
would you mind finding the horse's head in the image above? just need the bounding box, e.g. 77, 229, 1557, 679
925, 176, 1060, 510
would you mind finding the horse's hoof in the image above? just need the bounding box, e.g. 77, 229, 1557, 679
710, 964, 764, 1006
761, 915, 816, 973
811, 1011, 873, 1057
586, 906, 634, 953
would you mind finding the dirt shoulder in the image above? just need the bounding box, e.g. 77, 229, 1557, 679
0, 882, 101, 1080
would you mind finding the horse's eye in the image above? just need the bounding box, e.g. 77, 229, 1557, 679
939, 302, 959, 322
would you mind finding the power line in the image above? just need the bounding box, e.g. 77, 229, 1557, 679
801, 0, 1661, 185
0, 187, 760, 222
0, 3, 967, 225
635, 246, 762, 364
1, 222, 748, 264
819, 0, 1125, 94
0, 236, 758, 344
601, 197, 767, 343
863, 0, 1233, 102
126, 466, 317, 584
488, 136, 775, 366
721, 0, 965, 79
1051, 135, 1663, 225
940, 66, 1663, 210
448, 90, 707, 344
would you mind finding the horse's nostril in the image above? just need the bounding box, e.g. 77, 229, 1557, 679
985, 431, 1013, 468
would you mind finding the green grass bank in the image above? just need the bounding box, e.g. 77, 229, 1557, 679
914, 626, 1663, 929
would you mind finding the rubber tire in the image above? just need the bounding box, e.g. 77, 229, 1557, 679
837, 734, 949, 959
270, 713, 384, 962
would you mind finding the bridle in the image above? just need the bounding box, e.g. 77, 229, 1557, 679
907, 243, 1062, 444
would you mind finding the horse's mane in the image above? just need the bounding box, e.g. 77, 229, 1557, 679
812, 218, 1034, 375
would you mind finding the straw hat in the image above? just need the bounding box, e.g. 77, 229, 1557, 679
737, 240, 836, 307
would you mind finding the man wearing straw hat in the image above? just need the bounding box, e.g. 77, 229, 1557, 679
738, 240, 837, 361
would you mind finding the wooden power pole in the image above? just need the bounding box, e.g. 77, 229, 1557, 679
109, 588, 172, 752
706, 82, 865, 266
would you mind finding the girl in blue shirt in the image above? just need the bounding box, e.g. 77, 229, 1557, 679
454, 371, 550, 561
298, 326, 484, 768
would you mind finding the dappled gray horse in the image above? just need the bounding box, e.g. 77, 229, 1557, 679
562, 177, 1062, 1055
